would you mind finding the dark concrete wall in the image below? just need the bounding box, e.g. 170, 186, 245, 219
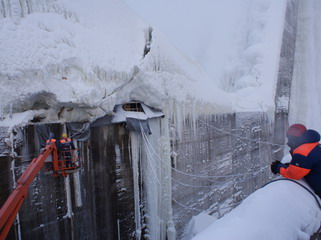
1, 123, 135, 240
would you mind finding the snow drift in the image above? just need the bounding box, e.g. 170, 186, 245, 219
190, 179, 321, 240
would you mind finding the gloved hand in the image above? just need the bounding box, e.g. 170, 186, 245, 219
270, 161, 281, 174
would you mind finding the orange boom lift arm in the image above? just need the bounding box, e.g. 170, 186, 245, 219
0, 142, 58, 240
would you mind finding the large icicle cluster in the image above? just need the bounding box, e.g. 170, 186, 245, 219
129, 116, 175, 240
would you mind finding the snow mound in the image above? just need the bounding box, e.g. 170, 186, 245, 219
191, 179, 321, 240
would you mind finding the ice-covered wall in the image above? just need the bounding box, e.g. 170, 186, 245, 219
0, 123, 135, 239
0, 0, 56, 21
172, 1, 300, 238
170, 112, 274, 239
273, 0, 299, 160
130, 117, 175, 240
0, 115, 176, 240
0, 111, 276, 240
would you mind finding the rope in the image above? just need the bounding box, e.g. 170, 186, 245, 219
142, 128, 266, 189
140, 128, 205, 212
141, 127, 268, 180
134, 115, 276, 216
140, 131, 163, 187
139, 124, 266, 215
198, 119, 285, 147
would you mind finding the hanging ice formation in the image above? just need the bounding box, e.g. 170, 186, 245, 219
130, 116, 176, 240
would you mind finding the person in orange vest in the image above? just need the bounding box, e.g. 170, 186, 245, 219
46, 132, 57, 145
59, 133, 75, 168
44, 132, 57, 171
271, 124, 321, 197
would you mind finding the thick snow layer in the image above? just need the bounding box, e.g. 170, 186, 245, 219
0, 0, 148, 123
0, 0, 235, 127
1, 0, 288, 127
189, 179, 321, 240
124, 0, 287, 114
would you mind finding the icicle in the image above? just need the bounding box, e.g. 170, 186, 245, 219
9, 129, 22, 240
73, 171, 82, 207
166, 220, 176, 240
117, 219, 121, 240
64, 175, 73, 219
141, 117, 176, 240
9, 103, 12, 119
9, 0, 22, 24
0, 104, 3, 120
72, 140, 82, 207
160, 116, 176, 240
130, 132, 142, 239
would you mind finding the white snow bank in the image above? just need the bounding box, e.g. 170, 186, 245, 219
0, 0, 149, 121
183, 212, 217, 240
0, 0, 235, 127
1, 0, 290, 127
190, 179, 321, 240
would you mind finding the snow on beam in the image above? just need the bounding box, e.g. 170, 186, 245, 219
190, 178, 321, 240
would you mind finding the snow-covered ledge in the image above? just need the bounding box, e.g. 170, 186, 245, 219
188, 178, 321, 240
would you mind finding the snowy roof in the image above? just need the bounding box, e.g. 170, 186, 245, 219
0, 0, 235, 128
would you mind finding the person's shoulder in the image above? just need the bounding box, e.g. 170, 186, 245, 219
302, 129, 321, 143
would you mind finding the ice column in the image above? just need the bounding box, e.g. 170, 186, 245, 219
141, 117, 176, 240
130, 132, 142, 239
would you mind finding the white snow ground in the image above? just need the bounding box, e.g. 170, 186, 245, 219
189, 178, 321, 240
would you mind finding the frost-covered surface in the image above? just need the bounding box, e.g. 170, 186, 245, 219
0, 0, 289, 128
124, 0, 287, 114
183, 213, 217, 239
130, 117, 175, 240
289, 0, 321, 133
0, 0, 235, 128
2, 0, 319, 239
190, 179, 321, 240
123, 0, 321, 239
0, 0, 146, 124
172, 112, 273, 239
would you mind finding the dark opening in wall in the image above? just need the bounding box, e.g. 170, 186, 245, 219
122, 102, 144, 112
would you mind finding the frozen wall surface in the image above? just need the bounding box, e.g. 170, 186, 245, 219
273, 0, 299, 161
0, 122, 136, 240
171, 113, 274, 239
0, 111, 276, 240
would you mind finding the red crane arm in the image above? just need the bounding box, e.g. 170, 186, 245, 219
0, 142, 58, 240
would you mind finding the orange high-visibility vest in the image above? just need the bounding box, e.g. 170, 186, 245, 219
46, 139, 57, 144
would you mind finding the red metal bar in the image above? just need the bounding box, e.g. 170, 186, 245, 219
0, 197, 24, 240
0, 142, 58, 240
